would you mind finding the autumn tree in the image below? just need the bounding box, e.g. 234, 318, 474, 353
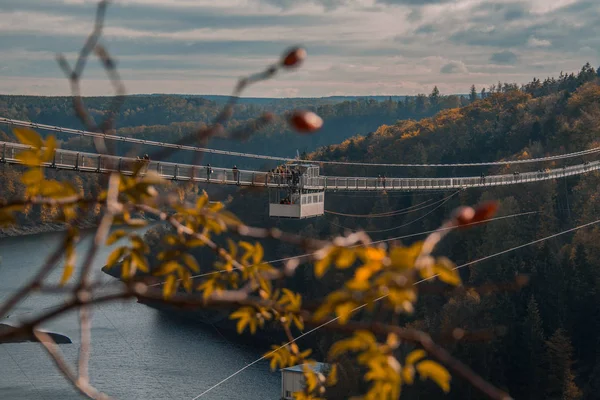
544, 329, 582, 400
0, 2, 513, 400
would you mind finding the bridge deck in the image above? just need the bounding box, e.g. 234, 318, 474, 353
1, 141, 598, 191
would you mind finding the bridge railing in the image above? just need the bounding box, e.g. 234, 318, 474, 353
1, 141, 598, 191
304, 160, 600, 190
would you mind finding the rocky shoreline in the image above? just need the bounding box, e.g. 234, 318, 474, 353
0, 221, 97, 238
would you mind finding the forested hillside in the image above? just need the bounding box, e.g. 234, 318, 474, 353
2, 62, 600, 399
0, 92, 468, 168
110, 62, 600, 399
279, 63, 600, 399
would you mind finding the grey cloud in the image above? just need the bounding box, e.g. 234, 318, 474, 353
471, 2, 530, 22
0, 33, 345, 60
406, 8, 423, 21
490, 50, 519, 64
1, 0, 331, 33
261, 0, 349, 11
415, 24, 435, 34
440, 61, 468, 74
376, 0, 453, 5
449, 26, 531, 48
450, 0, 599, 53
503, 8, 527, 21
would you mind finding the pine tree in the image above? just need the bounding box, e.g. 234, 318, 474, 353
584, 341, 600, 397
544, 329, 582, 400
567, 244, 600, 366
469, 85, 477, 103
429, 86, 440, 109
521, 296, 546, 399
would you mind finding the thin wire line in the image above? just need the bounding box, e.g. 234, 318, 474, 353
148, 210, 539, 288
3, 117, 600, 167
191, 217, 600, 399
326, 190, 449, 198
327, 189, 461, 233
324, 198, 435, 218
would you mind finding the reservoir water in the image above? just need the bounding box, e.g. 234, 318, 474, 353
0, 228, 280, 399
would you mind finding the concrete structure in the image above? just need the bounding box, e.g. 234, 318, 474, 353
281, 362, 329, 400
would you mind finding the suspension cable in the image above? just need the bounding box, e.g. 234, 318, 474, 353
2, 117, 599, 168
324, 198, 435, 218
190, 216, 600, 399
150, 209, 538, 287
327, 190, 461, 233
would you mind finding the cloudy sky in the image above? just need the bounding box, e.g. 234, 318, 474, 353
0, 0, 598, 97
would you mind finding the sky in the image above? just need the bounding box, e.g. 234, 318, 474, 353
0, 0, 598, 97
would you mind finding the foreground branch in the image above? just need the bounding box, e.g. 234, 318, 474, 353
34, 331, 112, 400
315, 320, 512, 400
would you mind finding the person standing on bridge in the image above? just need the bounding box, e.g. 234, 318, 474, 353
206, 163, 213, 181
232, 165, 239, 185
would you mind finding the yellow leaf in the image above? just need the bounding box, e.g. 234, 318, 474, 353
230, 306, 254, 334
131, 250, 149, 273
416, 360, 451, 393
181, 269, 192, 292
303, 366, 320, 392
42, 135, 57, 162
386, 333, 399, 349
239, 241, 254, 253
402, 366, 415, 385
218, 210, 242, 227
354, 265, 375, 283
292, 315, 304, 331
121, 257, 131, 280
196, 191, 209, 209
227, 238, 237, 259
432, 257, 460, 286
326, 364, 338, 386
362, 247, 386, 262
335, 248, 356, 269
106, 229, 127, 245
154, 261, 181, 276
389, 242, 422, 270
131, 236, 150, 253
39, 180, 68, 197
181, 253, 200, 273
208, 201, 224, 213
314, 256, 330, 278
13, 127, 43, 149
163, 274, 177, 298
405, 349, 427, 366
16, 150, 41, 167
21, 168, 43, 186
253, 242, 264, 264
106, 247, 126, 268
335, 302, 356, 324
60, 264, 74, 286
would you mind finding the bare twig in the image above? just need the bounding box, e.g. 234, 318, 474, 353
33, 331, 112, 400
75, 173, 120, 384
56, 0, 125, 155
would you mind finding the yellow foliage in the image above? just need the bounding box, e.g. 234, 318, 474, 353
230, 306, 259, 334
416, 360, 451, 393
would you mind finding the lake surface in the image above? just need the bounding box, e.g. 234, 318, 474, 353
0, 229, 280, 399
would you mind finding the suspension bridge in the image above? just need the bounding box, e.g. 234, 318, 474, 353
1, 117, 599, 218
